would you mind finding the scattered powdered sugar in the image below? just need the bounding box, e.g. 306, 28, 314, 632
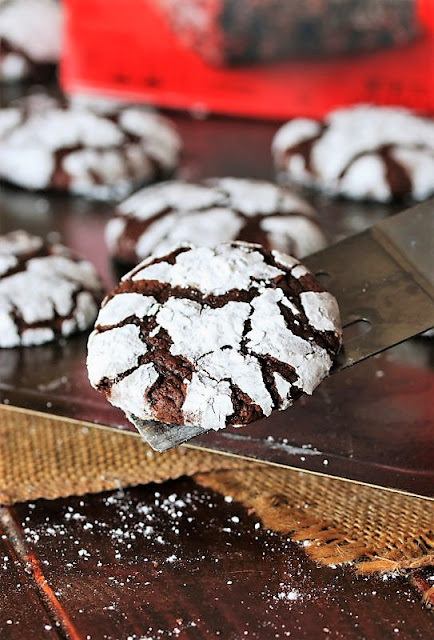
382, 571, 401, 581
273, 585, 301, 602
166, 554, 178, 563
4, 479, 420, 638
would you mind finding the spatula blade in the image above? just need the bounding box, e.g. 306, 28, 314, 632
135, 200, 434, 452
304, 200, 434, 370
129, 414, 207, 451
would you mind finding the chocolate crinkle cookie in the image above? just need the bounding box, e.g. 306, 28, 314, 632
87, 242, 342, 433
106, 178, 326, 267
272, 105, 434, 202
0, 230, 104, 347
0, 0, 62, 83
0, 95, 181, 200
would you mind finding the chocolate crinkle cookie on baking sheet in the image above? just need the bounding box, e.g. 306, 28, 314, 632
272, 105, 434, 203
0, 94, 182, 200
0, 230, 104, 347
87, 242, 342, 434
0, 0, 62, 83
105, 178, 326, 267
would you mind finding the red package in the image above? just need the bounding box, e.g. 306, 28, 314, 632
61, 0, 434, 120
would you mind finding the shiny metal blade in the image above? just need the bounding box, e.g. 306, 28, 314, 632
136, 200, 434, 452
304, 199, 434, 370
129, 414, 207, 451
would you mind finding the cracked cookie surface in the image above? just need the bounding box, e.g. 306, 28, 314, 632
272, 105, 434, 202
106, 178, 326, 266
0, 230, 104, 347
87, 242, 341, 432
0, 96, 181, 200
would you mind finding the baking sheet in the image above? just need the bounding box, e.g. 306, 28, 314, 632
0, 113, 432, 498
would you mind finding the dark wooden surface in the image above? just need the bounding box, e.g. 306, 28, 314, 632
1, 479, 433, 640
0, 522, 58, 638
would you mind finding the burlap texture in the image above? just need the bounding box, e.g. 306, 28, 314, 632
1, 405, 433, 580
0, 405, 241, 503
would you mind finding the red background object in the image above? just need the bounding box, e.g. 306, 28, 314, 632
61, 0, 434, 120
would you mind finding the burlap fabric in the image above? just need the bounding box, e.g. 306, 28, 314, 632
1, 405, 433, 591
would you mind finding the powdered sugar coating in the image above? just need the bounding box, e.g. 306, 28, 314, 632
0, 230, 43, 276
0, 230, 104, 348
0, 0, 62, 82
0, 97, 181, 200
131, 244, 284, 295
87, 324, 148, 385
300, 292, 342, 333
105, 178, 326, 265
0, 229, 43, 255
272, 105, 434, 202
87, 242, 341, 434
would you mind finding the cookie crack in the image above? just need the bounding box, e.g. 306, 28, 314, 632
227, 382, 264, 427
6, 284, 99, 339
112, 279, 261, 309
137, 323, 194, 425
277, 300, 340, 356
338, 144, 413, 198
1, 245, 52, 278
280, 124, 328, 175
237, 292, 314, 409
255, 250, 340, 354
97, 361, 144, 393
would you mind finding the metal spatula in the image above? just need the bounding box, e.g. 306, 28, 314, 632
131, 200, 434, 452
